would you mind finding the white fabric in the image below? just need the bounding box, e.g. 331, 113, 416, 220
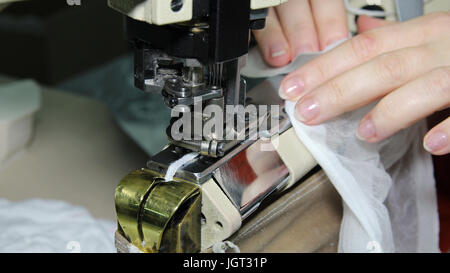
242, 38, 347, 78
248, 58, 439, 252
0, 199, 116, 253
285, 100, 438, 253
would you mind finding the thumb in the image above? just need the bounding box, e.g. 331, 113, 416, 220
357, 15, 393, 33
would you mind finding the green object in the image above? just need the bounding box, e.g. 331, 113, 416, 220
58, 55, 169, 156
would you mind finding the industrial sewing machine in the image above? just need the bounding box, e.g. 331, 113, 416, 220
0, 0, 425, 253
107, 0, 425, 253
107, 0, 321, 253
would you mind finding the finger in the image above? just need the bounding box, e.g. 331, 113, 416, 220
279, 12, 449, 100
424, 116, 450, 156
293, 43, 448, 124
275, 0, 319, 57
253, 7, 291, 67
357, 15, 393, 33
355, 67, 450, 144
310, 0, 349, 50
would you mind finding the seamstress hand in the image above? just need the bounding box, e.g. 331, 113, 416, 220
278, 13, 450, 156
253, 0, 349, 67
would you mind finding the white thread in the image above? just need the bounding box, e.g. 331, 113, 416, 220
164, 152, 199, 182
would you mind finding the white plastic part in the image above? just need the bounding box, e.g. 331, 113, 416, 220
108, 0, 193, 26
251, 0, 288, 10
109, 0, 287, 25
201, 178, 241, 251
272, 128, 317, 190
152, 0, 193, 25
0, 80, 40, 167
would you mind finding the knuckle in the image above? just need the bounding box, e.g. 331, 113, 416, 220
322, 18, 344, 32
291, 20, 313, 34
312, 64, 329, 83
287, 23, 315, 44
326, 79, 348, 105
426, 12, 450, 30
303, 61, 329, 87
376, 98, 398, 123
428, 67, 450, 97
323, 18, 339, 28
350, 32, 378, 62
375, 52, 410, 84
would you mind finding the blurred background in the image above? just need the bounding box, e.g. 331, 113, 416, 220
0, 0, 159, 221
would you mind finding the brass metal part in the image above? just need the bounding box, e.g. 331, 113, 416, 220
115, 169, 201, 253
115, 169, 156, 246
141, 180, 201, 252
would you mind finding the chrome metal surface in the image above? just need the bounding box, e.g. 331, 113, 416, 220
147, 80, 291, 214
213, 138, 289, 213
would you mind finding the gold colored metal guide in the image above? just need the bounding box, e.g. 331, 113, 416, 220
115, 169, 201, 253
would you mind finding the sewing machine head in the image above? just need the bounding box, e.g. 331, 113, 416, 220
110, 0, 288, 157
108, 0, 305, 253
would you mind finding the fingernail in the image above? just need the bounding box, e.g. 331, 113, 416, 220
279, 77, 305, 100
295, 98, 319, 123
357, 118, 376, 140
270, 44, 287, 58
424, 131, 448, 153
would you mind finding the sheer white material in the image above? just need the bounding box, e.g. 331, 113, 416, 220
259, 74, 439, 252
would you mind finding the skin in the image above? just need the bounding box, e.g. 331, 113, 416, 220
253, 0, 349, 67
263, 8, 450, 156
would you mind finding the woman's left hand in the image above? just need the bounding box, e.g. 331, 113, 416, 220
279, 13, 450, 156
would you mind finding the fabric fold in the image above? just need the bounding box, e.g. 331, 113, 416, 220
252, 72, 439, 252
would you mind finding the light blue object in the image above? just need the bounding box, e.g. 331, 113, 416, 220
58, 55, 170, 156
0, 80, 40, 120
395, 0, 424, 22
0, 80, 40, 165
